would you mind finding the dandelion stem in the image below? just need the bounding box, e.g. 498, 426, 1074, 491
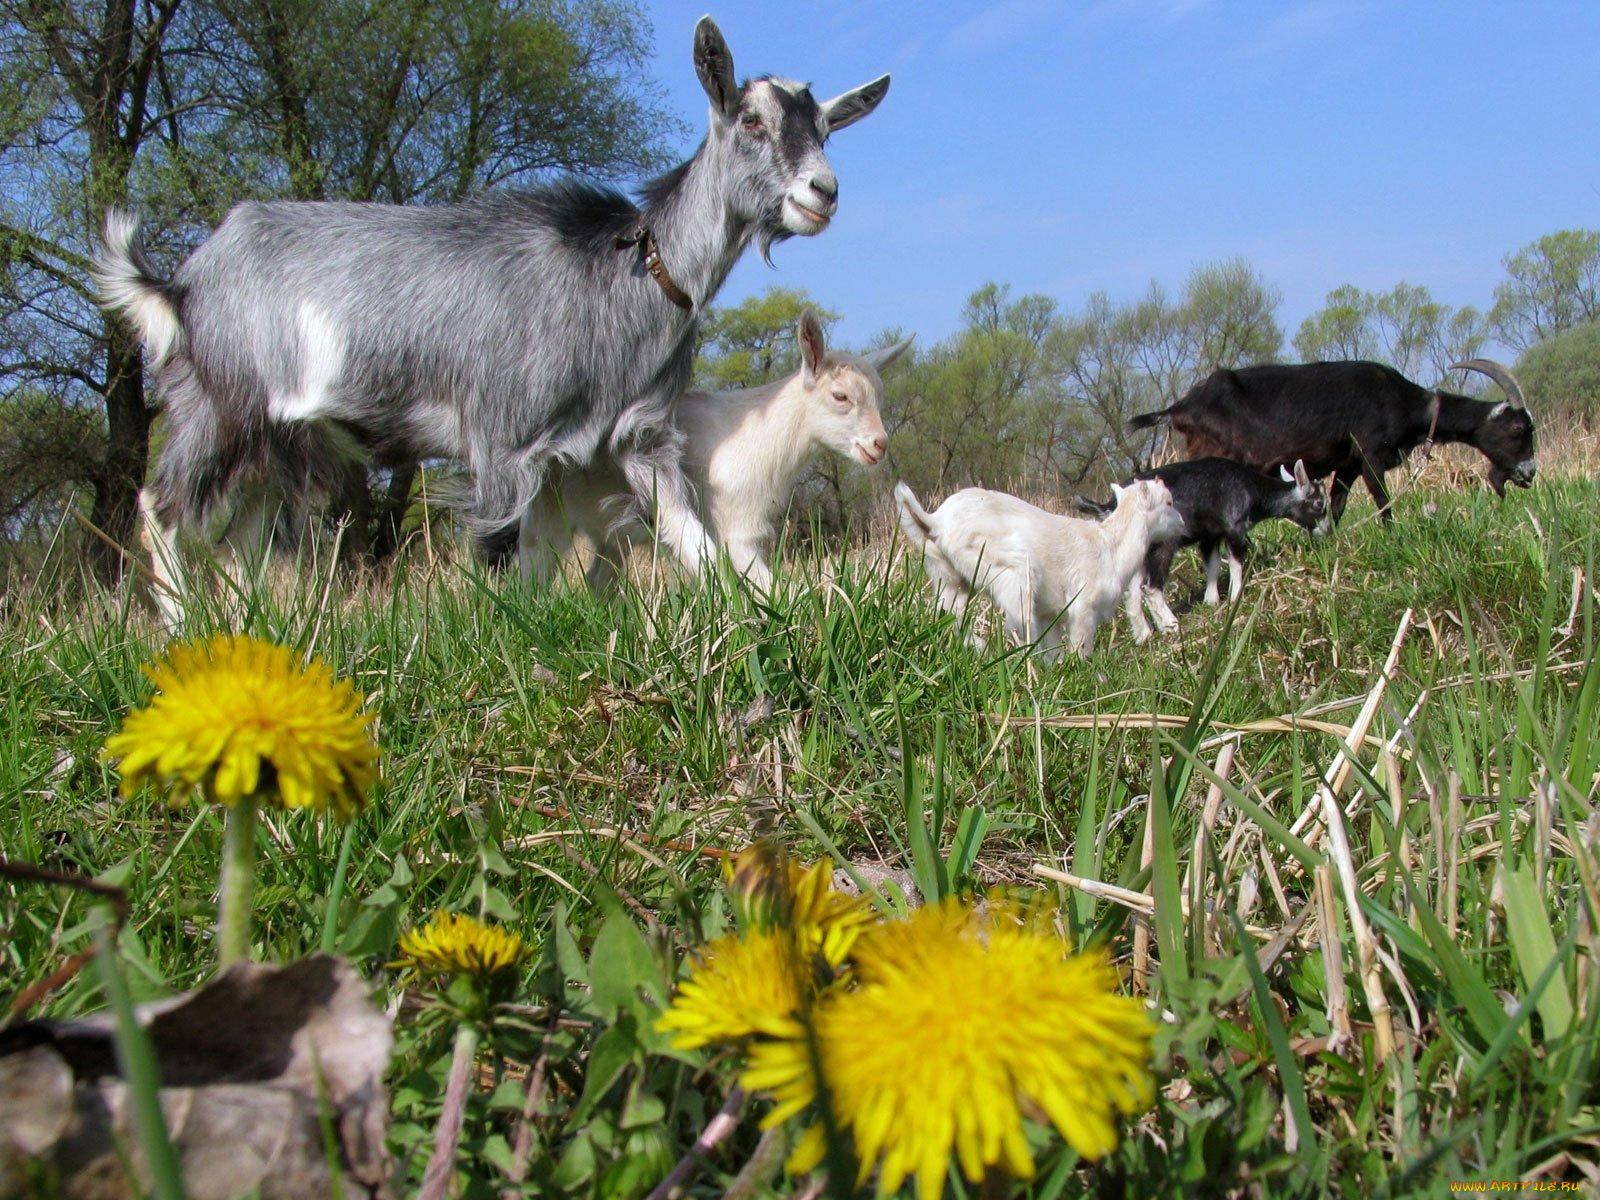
501, 1006, 560, 1199
218, 800, 258, 967
644, 1085, 745, 1200
419, 1022, 480, 1200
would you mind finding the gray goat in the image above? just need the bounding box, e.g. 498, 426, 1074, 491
94, 17, 889, 613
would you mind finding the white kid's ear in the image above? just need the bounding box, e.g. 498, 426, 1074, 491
797, 308, 826, 386
693, 16, 739, 120
820, 74, 891, 132
1110, 481, 1126, 502
862, 333, 915, 374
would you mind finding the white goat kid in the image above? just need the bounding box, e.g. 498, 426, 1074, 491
894, 479, 1184, 660
519, 311, 912, 591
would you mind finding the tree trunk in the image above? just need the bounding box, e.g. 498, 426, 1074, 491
88, 324, 152, 581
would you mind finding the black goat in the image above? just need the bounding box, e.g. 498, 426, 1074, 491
1077, 457, 1326, 639
1128, 359, 1534, 526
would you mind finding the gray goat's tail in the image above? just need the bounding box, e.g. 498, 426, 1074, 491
1128, 406, 1175, 432
893, 482, 935, 550
1073, 492, 1114, 517
94, 209, 184, 365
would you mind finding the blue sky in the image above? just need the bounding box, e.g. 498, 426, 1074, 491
634, 1, 1600, 351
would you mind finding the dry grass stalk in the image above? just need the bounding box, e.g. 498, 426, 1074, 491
1315, 865, 1354, 1054
1030, 863, 1276, 940
1292, 609, 1414, 850
1002, 709, 1389, 753
1132, 793, 1156, 992
1186, 742, 1236, 956
1534, 778, 1554, 884
1384, 753, 1421, 934
1259, 841, 1293, 922
1308, 614, 1411, 1067
1446, 772, 1462, 939
1033, 863, 1154, 913
1570, 816, 1600, 1016
1559, 566, 1587, 638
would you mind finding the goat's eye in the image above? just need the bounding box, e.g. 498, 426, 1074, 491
741, 113, 765, 135
831, 391, 852, 408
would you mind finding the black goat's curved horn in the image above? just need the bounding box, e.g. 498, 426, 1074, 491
1450, 358, 1527, 409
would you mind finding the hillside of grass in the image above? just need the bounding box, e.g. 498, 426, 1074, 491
3, 475, 1597, 1198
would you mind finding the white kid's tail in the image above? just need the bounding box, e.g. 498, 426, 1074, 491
94, 209, 183, 366
894, 482, 935, 550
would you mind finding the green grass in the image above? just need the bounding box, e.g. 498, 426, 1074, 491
3, 477, 1598, 1197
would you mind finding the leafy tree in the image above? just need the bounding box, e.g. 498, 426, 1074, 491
1050, 291, 1153, 481
1490, 229, 1600, 353
1178, 258, 1283, 375
1514, 322, 1600, 422
694, 288, 836, 390
887, 283, 1059, 494
207, 0, 672, 208
0, 388, 103, 549
0, 0, 209, 577
1055, 260, 1281, 480
1294, 281, 1485, 383
1292, 284, 1375, 363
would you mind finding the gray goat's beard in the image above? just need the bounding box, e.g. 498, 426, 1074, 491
756, 200, 800, 266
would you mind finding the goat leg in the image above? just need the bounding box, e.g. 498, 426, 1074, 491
1124, 569, 1153, 644
1203, 544, 1223, 605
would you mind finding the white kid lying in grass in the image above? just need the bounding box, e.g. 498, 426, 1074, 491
895, 478, 1184, 660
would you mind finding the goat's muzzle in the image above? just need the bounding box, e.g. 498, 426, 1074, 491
783, 191, 835, 234
1489, 460, 1537, 496
854, 438, 885, 467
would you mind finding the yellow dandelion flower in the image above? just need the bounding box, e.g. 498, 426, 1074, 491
741, 898, 1156, 1200
724, 845, 874, 967
787, 860, 876, 967
104, 634, 378, 819
655, 928, 811, 1050
397, 912, 531, 982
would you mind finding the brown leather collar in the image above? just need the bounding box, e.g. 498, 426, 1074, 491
617, 224, 693, 312
1420, 391, 1442, 459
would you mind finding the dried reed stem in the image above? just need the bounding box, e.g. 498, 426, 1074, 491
1293, 609, 1413, 849
1132, 794, 1155, 992
1315, 865, 1354, 1054
1308, 612, 1411, 1065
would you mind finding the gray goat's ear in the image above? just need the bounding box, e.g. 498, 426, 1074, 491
1294, 459, 1311, 488
797, 309, 826, 385
694, 17, 739, 119
820, 74, 890, 132
863, 333, 915, 375
1279, 464, 1294, 483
